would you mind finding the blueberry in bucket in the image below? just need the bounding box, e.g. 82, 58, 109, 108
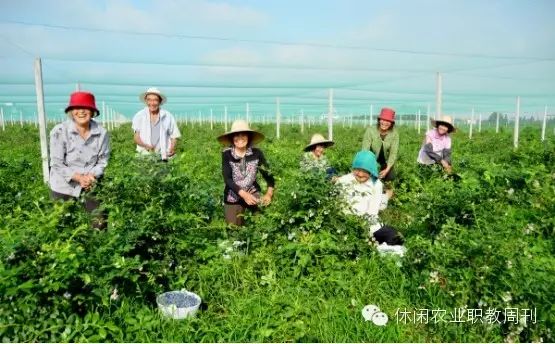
163, 292, 199, 308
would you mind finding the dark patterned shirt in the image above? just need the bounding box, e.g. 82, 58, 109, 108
221, 147, 275, 205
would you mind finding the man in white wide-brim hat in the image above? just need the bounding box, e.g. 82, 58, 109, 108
417, 115, 456, 173
132, 87, 181, 160
217, 119, 275, 226
300, 133, 336, 178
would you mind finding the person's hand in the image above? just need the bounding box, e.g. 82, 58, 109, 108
441, 160, 452, 173
331, 176, 339, 184
378, 167, 390, 179
84, 174, 96, 190
261, 192, 273, 206
385, 189, 394, 199
144, 144, 155, 152
239, 189, 259, 206
168, 146, 176, 157
73, 173, 91, 189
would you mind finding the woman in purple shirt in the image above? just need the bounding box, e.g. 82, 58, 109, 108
417, 115, 455, 173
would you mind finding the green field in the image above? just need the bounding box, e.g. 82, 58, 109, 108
1, 123, 553, 342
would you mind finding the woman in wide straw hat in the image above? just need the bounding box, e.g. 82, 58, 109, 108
217, 119, 275, 226
417, 115, 456, 173
49, 91, 110, 229
300, 133, 336, 178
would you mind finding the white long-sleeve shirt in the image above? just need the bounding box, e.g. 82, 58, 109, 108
132, 108, 181, 160
336, 173, 384, 233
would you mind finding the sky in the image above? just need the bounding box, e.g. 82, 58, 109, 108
0, 0, 554, 121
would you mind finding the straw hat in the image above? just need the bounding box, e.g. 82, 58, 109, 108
217, 119, 265, 145
432, 115, 456, 133
65, 91, 99, 117
139, 87, 167, 105
304, 133, 334, 152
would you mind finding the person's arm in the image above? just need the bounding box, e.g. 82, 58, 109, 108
168, 115, 181, 155
362, 127, 373, 150
222, 151, 242, 193
367, 181, 384, 217
258, 150, 275, 188
442, 148, 452, 165
423, 134, 443, 163
50, 127, 76, 182
132, 112, 153, 150
440, 148, 452, 173
168, 138, 177, 156
386, 131, 399, 168
50, 127, 89, 188
134, 132, 154, 151
441, 135, 452, 168
258, 150, 275, 205
379, 132, 398, 178
89, 132, 111, 178
423, 143, 443, 163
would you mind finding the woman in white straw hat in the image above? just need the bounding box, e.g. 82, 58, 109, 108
417, 115, 456, 173
218, 119, 275, 226
132, 87, 181, 161
300, 133, 336, 178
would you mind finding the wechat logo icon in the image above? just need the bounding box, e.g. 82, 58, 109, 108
362, 304, 389, 326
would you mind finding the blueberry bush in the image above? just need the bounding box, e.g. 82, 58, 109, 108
0, 123, 553, 342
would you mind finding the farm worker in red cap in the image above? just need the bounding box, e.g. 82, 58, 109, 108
362, 107, 399, 204
362, 108, 399, 181
49, 91, 110, 229
132, 87, 181, 160
417, 115, 455, 173
217, 119, 275, 226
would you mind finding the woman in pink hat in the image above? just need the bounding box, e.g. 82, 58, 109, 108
217, 119, 275, 226
417, 115, 455, 173
362, 107, 399, 202
49, 91, 110, 229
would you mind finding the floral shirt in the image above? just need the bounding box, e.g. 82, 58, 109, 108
222, 147, 275, 204
300, 152, 330, 172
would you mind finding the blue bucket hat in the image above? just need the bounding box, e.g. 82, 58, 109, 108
352, 150, 379, 178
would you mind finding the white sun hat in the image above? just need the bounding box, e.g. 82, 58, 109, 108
139, 87, 167, 105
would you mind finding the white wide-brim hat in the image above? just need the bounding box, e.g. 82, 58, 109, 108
217, 119, 265, 145
304, 133, 334, 152
139, 87, 167, 105
432, 115, 456, 133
